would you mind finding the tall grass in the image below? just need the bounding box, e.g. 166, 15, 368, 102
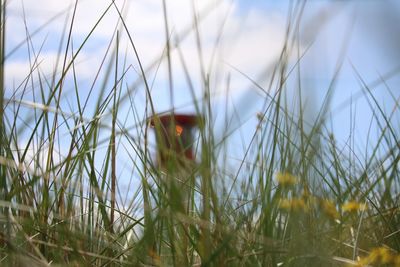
0, 1, 399, 266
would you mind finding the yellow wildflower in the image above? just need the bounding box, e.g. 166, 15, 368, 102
320, 199, 340, 219
342, 201, 368, 213
279, 198, 308, 211
394, 255, 400, 267
276, 172, 298, 187
356, 247, 398, 266
368, 247, 384, 263
279, 199, 292, 210
376, 247, 394, 264
357, 256, 372, 266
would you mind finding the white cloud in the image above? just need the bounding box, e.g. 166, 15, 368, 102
6, 0, 286, 96
3, 1, 290, 170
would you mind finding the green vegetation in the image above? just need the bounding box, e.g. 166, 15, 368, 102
0, 1, 399, 266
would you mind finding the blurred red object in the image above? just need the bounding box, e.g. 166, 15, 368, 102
148, 114, 201, 167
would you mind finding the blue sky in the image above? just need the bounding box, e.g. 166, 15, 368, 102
4, 0, 400, 185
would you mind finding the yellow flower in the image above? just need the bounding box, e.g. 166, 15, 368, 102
357, 256, 372, 266
320, 199, 339, 219
276, 172, 298, 187
376, 247, 394, 264
372, 247, 395, 264
342, 201, 368, 213
279, 198, 307, 211
279, 198, 292, 210
368, 247, 383, 263
356, 247, 397, 266
394, 255, 400, 267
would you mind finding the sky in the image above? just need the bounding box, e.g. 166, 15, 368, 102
3, 0, 400, 191
5, 0, 287, 158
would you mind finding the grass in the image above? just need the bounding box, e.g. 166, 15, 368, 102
0, 1, 399, 266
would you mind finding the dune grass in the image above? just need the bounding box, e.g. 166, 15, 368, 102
0, 1, 399, 266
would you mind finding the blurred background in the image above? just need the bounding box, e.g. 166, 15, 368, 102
4, 0, 400, 200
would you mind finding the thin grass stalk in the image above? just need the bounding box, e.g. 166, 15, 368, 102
110, 31, 119, 233
0, 0, 5, 138
0, 0, 6, 195
162, 0, 174, 111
